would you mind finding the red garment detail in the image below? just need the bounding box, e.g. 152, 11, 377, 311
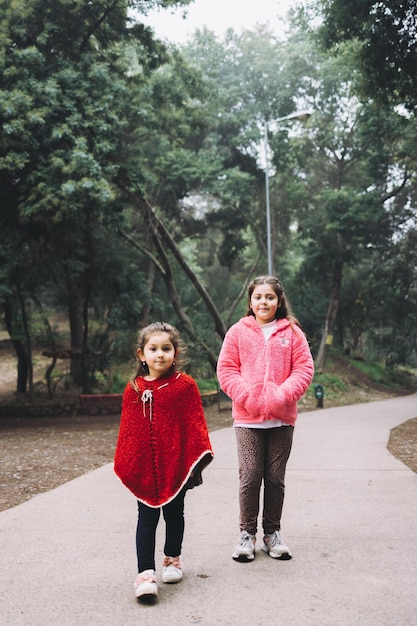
114, 372, 213, 507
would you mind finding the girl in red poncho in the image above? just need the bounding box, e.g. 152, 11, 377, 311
114, 322, 213, 601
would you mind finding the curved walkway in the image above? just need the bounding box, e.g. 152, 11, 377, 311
1, 394, 416, 625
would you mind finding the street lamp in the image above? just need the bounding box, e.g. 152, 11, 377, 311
264, 110, 312, 275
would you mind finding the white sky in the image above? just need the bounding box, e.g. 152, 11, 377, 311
142, 0, 300, 43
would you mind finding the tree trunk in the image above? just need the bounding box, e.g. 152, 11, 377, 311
315, 258, 343, 371
226, 253, 261, 326
142, 197, 227, 339
3, 296, 29, 395
16, 280, 34, 399
66, 275, 86, 385
151, 231, 219, 372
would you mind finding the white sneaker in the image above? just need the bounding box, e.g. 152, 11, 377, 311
134, 569, 158, 598
261, 531, 292, 560
232, 530, 256, 561
162, 556, 183, 583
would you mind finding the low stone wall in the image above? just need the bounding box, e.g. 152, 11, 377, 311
200, 390, 219, 406
0, 403, 79, 418
79, 393, 123, 415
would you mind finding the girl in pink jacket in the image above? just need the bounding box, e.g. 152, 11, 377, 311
217, 275, 314, 562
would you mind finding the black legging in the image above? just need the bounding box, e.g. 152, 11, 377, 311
136, 487, 187, 572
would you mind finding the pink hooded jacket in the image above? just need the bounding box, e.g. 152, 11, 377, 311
217, 316, 314, 426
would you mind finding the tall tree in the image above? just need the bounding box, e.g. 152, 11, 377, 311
278, 29, 412, 368
318, 0, 417, 112
0, 0, 191, 391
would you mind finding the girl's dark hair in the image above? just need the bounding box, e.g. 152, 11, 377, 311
246, 275, 301, 328
130, 321, 186, 392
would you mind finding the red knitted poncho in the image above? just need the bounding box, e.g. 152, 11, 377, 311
114, 372, 213, 507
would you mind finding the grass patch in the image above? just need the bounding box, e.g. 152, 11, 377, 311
195, 378, 218, 393
348, 359, 391, 386
348, 358, 416, 389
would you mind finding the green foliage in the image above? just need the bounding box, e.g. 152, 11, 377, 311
306, 353, 416, 407
348, 359, 402, 387
318, 1, 417, 111
194, 378, 218, 393
1, 0, 417, 400
311, 371, 347, 392
0, 0, 199, 392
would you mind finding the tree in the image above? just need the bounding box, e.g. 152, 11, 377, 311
277, 28, 413, 368
318, 0, 417, 112
0, 0, 191, 392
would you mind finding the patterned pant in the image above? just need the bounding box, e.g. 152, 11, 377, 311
235, 425, 294, 536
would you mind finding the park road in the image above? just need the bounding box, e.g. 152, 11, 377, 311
0, 393, 416, 626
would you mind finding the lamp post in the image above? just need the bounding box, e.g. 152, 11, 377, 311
264, 110, 312, 275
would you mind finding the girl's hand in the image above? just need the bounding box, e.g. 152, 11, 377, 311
265, 381, 286, 411
236, 382, 266, 416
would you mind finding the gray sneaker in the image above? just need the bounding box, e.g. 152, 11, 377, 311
261, 531, 292, 560
232, 530, 256, 561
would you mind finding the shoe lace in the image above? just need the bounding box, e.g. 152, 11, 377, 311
240, 532, 254, 550
135, 571, 156, 587
163, 556, 181, 569
268, 531, 282, 548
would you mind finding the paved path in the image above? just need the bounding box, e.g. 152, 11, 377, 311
1, 394, 416, 626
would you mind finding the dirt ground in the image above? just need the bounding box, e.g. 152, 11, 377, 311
0, 339, 416, 513
0, 399, 236, 512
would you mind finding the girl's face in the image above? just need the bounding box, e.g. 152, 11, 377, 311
250, 283, 280, 325
138, 331, 177, 380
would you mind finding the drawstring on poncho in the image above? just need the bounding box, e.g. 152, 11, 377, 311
141, 381, 171, 421
141, 389, 153, 420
